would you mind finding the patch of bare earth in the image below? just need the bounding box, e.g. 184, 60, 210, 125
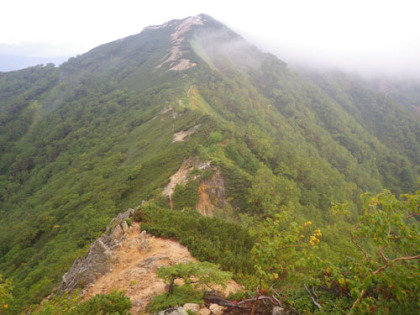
196, 169, 228, 217
170, 58, 197, 71
156, 16, 203, 71
82, 223, 194, 313
82, 223, 241, 314
162, 158, 211, 203
172, 124, 200, 142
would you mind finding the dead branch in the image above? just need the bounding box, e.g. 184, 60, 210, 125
304, 284, 322, 309
238, 296, 281, 306
204, 294, 239, 308
350, 232, 370, 262
250, 279, 261, 315
378, 247, 389, 264
349, 289, 365, 314
372, 254, 420, 275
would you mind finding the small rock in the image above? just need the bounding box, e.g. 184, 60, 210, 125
199, 308, 211, 315
137, 256, 167, 270
128, 239, 137, 248
138, 239, 151, 252
138, 230, 147, 240
184, 303, 200, 313
209, 304, 226, 315
112, 224, 124, 241
110, 254, 119, 264
121, 220, 129, 232
134, 299, 143, 307
173, 307, 188, 315
158, 306, 188, 315
272, 306, 286, 315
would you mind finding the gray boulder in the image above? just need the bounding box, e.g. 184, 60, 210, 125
58, 208, 134, 292
157, 306, 188, 315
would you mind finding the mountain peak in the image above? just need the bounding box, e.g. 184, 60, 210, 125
144, 14, 206, 32
154, 15, 205, 71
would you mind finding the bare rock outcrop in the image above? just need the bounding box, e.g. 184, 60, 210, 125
155, 15, 203, 71
157, 306, 188, 315
59, 208, 134, 292
57, 204, 242, 314
196, 168, 228, 217
162, 157, 212, 199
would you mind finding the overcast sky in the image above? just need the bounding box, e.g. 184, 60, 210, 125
1, 0, 419, 76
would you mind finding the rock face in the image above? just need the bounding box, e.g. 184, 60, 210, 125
59, 208, 134, 292
79, 221, 200, 314
155, 15, 203, 72
58, 205, 242, 314
162, 157, 212, 200
196, 168, 228, 217
161, 157, 228, 217
173, 124, 200, 142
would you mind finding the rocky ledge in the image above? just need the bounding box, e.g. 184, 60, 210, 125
59, 208, 135, 292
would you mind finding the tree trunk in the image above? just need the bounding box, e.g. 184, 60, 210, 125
168, 277, 175, 294
251, 278, 262, 315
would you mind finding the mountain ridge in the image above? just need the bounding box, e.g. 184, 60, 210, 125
0, 14, 419, 313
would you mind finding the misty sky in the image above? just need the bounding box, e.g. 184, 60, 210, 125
1, 0, 419, 75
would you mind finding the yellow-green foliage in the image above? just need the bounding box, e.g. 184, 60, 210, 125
147, 285, 203, 313
0, 274, 14, 314
0, 15, 419, 314
157, 261, 232, 292
33, 291, 131, 315
135, 205, 254, 273
252, 189, 420, 313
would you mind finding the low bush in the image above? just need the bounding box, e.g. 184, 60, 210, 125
72, 291, 131, 315
133, 205, 255, 273
147, 285, 203, 313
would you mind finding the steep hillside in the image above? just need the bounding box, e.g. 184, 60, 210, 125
0, 14, 419, 313
57, 209, 241, 314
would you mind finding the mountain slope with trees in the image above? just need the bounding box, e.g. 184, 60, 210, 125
0, 14, 418, 313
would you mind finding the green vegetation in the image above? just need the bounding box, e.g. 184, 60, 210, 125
158, 262, 232, 294
0, 274, 14, 313
172, 181, 200, 210
147, 285, 203, 313
0, 14, 419, 313
134, 205, 254, 273
250, 189, 420, 313
32, 291, 131, 315
153, 260, 232, 311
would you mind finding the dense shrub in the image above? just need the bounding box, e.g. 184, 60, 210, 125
72, 291, 131, 315
134, 205, 254, 273
33, 291, 131, 315
147, 285, 203, 313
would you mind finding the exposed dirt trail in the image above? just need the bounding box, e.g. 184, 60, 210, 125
82, 223, 195, 313
82, 223, 242, 314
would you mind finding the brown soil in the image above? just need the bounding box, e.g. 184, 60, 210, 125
172, 124, 200, 142
82, 223, 195, 313
82, 223, 242, 314
156, 16, 203, 71
196, 168, 227, 218
196, 181, 215, 217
